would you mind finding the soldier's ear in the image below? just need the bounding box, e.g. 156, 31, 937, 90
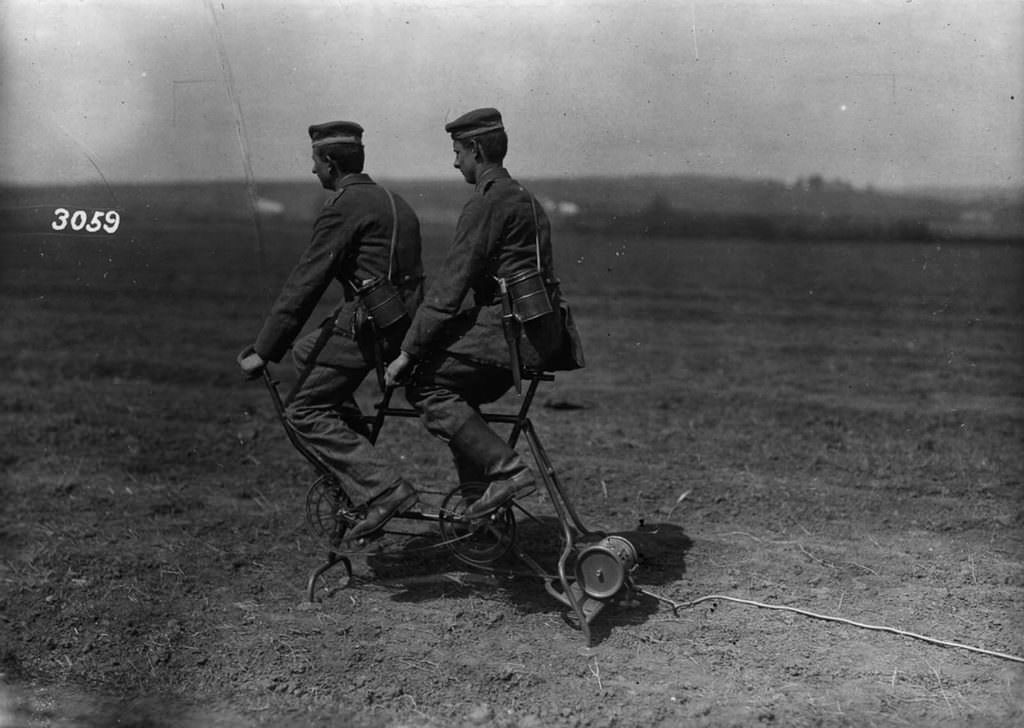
470, 140, 484, 162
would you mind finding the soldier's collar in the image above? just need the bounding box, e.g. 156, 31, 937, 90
474, 166, 510, 193
338, 172, 374, 188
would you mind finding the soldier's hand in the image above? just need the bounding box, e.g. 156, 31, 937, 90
384, 351, 414, 388
237, 347, 266, 380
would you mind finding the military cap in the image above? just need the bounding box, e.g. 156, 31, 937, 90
308, 120, 364, 147
445, 107, 504, 140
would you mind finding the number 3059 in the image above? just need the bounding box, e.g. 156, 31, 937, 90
51, 208, 121, 234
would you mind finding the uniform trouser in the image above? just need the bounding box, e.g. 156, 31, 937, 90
405, 354, 525, 483
283, 330, 401, 506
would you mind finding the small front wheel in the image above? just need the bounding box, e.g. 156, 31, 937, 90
305, 476, 358, 548
438, 482, 517, 567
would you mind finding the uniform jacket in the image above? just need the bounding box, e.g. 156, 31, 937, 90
254, 173, 423, 366
401, 167, 584, 371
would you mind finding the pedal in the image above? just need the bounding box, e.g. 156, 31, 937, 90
337, 507, 364, 526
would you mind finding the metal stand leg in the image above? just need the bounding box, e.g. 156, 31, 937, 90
518, 418, 605, 644
306, 552, 352, 602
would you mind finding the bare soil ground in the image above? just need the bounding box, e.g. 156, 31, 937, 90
1, 225, 1022, 727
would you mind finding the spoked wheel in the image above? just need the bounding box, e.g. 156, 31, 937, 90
305, 475, 358, 548
438, 482, 517, 567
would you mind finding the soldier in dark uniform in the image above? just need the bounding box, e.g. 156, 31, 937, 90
385, 107, 584, 521
238, 120, 423, 541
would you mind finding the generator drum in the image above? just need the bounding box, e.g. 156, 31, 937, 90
575, 535, 639, 600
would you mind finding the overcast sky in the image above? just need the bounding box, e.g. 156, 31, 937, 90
1, 0, 1020, 190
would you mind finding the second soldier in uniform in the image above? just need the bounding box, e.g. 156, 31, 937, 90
386, 107, 584, 522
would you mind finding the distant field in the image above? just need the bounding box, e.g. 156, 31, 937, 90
4, 175, 1022, 245
4, 213, 1020, 310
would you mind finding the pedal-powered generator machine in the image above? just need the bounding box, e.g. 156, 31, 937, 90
259, 364, 659, 645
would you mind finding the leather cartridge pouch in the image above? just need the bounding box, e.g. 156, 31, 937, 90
355, 276, 407, 329
505, 269, 553, 322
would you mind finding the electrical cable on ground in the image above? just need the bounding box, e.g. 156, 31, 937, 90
645, 590, 1024, 664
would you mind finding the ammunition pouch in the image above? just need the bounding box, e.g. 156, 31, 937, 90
505, 269, 553, 323
355, 276, 408, 330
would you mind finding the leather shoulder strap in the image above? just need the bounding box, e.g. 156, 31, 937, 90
384, 187, 398, 281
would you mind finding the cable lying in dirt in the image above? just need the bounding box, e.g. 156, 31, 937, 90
648, 591, 1024, 664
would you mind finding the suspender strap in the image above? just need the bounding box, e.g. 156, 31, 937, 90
349, 186, 399, 289
529, 194, 542, 272
384, 187, 399, 281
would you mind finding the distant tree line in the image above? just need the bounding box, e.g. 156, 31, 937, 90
559, 194, 976, 243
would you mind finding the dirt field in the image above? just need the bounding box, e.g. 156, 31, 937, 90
2, 220, 1022, 727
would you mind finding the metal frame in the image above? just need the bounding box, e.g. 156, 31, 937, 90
261, 366, 613, 643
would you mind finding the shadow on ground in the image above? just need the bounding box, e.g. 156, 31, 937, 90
347, 517, 692, 644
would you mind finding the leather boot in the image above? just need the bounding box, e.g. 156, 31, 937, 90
451, 447, 486, 485
462, 470, 536, 520
450, 413, 536, 519
344, 479, 418, 542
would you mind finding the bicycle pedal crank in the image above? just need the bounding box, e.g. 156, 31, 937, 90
438, 482, 517, 567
